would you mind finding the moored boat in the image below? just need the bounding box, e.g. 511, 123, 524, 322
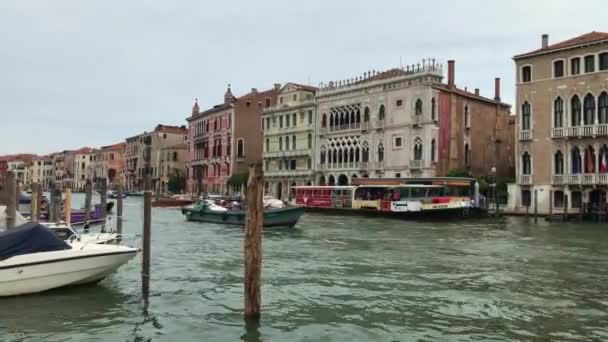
181, 200, 304, 228
0, 222, 138, 297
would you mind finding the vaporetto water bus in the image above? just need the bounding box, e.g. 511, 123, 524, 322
294, 177, 482, 218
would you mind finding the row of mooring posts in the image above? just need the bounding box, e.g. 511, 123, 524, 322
0, 163, 281, 326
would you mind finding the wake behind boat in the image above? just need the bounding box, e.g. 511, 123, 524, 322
0, 222, 138, 297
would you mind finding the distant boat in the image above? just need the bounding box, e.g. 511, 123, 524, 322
107, 190, 127, 199
181, 200, 304, 228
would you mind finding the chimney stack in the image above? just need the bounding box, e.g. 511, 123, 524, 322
474, 88, 480, 96
274, 83, 281, 91
447, 60, 455, 88
542, 34, 549, 49
494, 77, 501, 102
251, 88, 258, 93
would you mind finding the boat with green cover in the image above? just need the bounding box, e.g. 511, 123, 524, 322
181, 201, 305, 228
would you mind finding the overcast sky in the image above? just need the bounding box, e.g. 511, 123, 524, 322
0, 0, 605, 155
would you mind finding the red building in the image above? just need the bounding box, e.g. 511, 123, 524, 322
187, 85, 278, 195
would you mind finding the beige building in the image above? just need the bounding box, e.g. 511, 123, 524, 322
262, 83, 317, 199
508, 32, 608, 214
29, 156, 54, 190
158, 143, 188, 194
125, 124, 188, 192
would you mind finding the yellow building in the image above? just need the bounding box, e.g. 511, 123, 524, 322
262, 83, 317, 200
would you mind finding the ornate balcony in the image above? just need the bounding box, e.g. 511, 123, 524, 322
265, 170, 314, 177
595, 124, 608, 136
375, 161, 385, 169
567, 174, 581, 185
552, 175, 564, 185
551, 128, 565, 139
582, 125, 594, 136
263, 149, 312, 159
598, 173, 608, 185
519, 130, 532, 141
519, 174, 532, 185
375, 120, 385, 130
582, 174, 595, 185
359, 162, 370, 170
361, 121, 370, 131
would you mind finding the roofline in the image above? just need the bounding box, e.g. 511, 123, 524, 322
513, 38, 608, 60
432, 85, 511, 108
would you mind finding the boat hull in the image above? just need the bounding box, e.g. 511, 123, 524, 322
183, 206, 305, 228
0, 249, 137, 297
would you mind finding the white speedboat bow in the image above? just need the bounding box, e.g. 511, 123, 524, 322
0, 222, 138, 297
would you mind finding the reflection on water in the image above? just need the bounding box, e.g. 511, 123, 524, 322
1, 195, 608, 341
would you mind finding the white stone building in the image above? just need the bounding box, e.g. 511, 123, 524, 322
315, 62, 442, 185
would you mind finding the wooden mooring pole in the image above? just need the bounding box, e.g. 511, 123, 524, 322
52, 186, 62, 224
84, 180, 92, 228
117, 182, 123, 235
64, 187, 72, 226
244, 163, 264, 320
142, 135, 152, 299
5, 172, 16, 229
534, 189, 538, 223
100, 181, 108, 223
30, 183, 39, 222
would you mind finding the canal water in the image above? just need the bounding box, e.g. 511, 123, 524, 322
1, 194, 608, 341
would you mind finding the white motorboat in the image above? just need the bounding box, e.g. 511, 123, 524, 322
0, 222, 138, 297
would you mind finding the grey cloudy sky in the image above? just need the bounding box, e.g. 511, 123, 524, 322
0, 0, 605, 155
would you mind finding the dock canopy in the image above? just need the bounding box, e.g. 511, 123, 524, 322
0, 222, 71, 260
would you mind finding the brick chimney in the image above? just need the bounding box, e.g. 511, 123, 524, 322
542, 34, 549, 49
274, 83, 281, 91
474, 88, 480, 96
494, 77, 501, 102
251, 88, 258, 94
447, 60, 455, 88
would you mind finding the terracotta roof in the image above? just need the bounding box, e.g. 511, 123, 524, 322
67, 147, 94, 155
189, 103, 233, 120
237, 87, 275, 101
0, 154, 37, 162
101, 142, 126, 151
514, 31, 608, 59
433, 83, 511, 108
154, 124, 188, 134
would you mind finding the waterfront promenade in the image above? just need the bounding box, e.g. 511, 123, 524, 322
1, 194, 607, 341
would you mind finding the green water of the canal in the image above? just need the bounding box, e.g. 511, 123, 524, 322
1, 194, 608, 341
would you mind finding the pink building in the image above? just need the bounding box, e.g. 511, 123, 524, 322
187, 85, 278, 195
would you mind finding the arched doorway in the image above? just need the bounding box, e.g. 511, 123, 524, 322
338, 174, 348, 186
328, 175, 336, 186
318, 175, 326, 186
276, 182, 283, 200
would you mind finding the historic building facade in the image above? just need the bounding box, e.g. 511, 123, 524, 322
125, 125, 188, 192
314, 59, 512, 186
508, 32, 608, 214
158, 143, 188, 194
92, 143, 126, 189
262, 83, 317, 199
187, 85, 278, 196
